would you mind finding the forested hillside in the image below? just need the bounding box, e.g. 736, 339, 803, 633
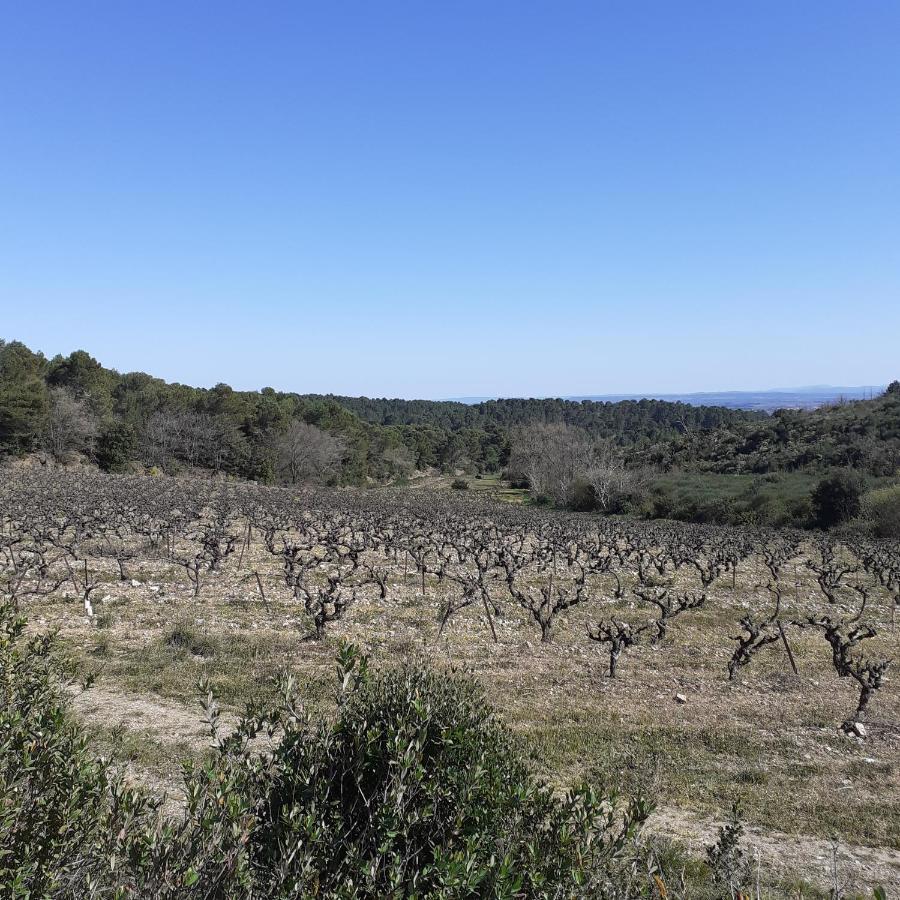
0, 339, 759, 482
1, 340, 897, 504
641, 387, 900, 477
322, 393, 760, 436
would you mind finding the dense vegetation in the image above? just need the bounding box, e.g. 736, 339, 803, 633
0, 339, 761, 482
640, 386, 900, 478
328, 393, 760, 436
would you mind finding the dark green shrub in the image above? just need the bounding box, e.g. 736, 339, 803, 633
812, 470, 865, 528
96, 421, 137, 472
568, 476, 598, 511
450, 477, 469, 490
506, 473, 530, 490
244, 656, 649, 896
0, 604, 158, 895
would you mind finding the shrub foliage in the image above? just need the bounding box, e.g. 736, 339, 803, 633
0, 604, 650, 898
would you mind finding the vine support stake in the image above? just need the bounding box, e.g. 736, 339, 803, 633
777, 620, 799, 676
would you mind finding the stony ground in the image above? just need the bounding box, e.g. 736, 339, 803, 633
29, 541, 900, 896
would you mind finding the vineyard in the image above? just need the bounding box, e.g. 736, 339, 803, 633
3, 468, 900, 895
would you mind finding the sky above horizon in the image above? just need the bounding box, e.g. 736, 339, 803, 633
1, 2, 898, 399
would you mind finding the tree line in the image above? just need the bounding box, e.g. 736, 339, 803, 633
1, 340, 897, 527
0, 340, 510, 482
0, 339, 760, 484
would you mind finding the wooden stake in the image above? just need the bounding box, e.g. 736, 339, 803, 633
481, 591, 498, 643
777, 620, 799, 676
253, 571, 270, 615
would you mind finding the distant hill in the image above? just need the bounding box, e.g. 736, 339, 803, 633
324, 394, 763, 435
450, 386, 886, 413
641, 385, 900, 476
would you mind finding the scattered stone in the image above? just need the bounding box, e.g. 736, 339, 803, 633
675, 692, 687, 704
130, 579, 142, 587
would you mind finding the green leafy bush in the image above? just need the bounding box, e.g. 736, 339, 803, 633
568, 476, 598, 511
0, 603, 650, 898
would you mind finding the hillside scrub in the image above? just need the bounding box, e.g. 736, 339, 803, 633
861, 484, 900, 538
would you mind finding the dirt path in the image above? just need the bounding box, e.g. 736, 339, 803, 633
69, 683, 224, 749
649, 805, 900, 894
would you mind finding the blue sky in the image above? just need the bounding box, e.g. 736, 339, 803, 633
1, 2, 898, 398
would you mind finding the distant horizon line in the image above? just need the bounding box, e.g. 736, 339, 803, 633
439, 384, 888, 404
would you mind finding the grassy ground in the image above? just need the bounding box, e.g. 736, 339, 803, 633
644, 471, 898, 529
645, 471, 819, 526
32, 538, 900, 895
406, 471, 530, 503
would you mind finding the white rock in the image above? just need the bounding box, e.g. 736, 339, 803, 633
675, 693, 688, 704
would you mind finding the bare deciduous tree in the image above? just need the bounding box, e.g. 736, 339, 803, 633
276, 422, 345, 485
43, 387, 98, 462
508, 425, 640, 510
507, 424, 593, 504
582, 451, 642, 512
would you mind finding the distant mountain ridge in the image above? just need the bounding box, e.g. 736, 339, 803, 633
448, 385, 886, 413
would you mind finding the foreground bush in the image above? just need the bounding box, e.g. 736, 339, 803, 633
0, 604, 650, 898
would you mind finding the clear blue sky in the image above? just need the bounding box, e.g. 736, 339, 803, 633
1, 2, 898, 399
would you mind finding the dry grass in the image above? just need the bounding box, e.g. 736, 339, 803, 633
28, 537, 900, 892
